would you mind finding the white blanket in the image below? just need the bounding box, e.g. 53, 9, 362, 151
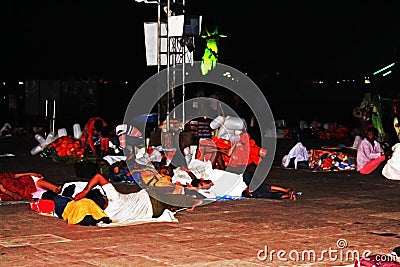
199, 169, 247, 199
174, 159, 247, 199
102, 155, 127, 165
188, 159, 214, 179
36, 207, 178, 226
97, 209, 178, 227
172, 159, 214, 185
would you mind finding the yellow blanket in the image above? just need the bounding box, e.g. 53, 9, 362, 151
62, 198, 107, 225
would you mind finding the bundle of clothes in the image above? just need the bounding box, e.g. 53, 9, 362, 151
281, 142, 356, 171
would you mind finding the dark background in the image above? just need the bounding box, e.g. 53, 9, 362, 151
1, 1, 399, 79
1, 0, 399, 132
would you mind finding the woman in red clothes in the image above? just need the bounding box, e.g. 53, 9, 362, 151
0, 172, 61, 201
80, 117, 110, 158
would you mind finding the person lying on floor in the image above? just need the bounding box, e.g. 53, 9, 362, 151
241, 184, 297, 200
12, 175, 111, 226
61, 188, 112, 226
30, 176, 191, 226
1, 173, 117, 226
36, 183, 112, 226
182, 158, 297, 200
132, 154, 284, 201
242, 164, 298, 200
0, 172, 61, 201
74, 173, 203, 223
150, 156, 218, 199
1, 172, 124, 226
175, 177, 215, 199
125, 154, 211, 194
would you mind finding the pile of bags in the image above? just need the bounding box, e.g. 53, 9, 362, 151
31, 124, 84, 159
309, 149, 356, 171
47, 136, 84, 157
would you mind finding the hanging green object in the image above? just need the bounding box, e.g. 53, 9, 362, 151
200, 27, 227, 76
359, 92, 386, 142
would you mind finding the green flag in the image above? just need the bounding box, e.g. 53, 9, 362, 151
200, 28, 227, 75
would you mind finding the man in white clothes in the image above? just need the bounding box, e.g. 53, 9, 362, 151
74, 173, 202, 222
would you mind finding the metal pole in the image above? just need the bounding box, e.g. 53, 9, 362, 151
182, 0, 188, 129
181, 0, 186, 127
51, 99, 56, 133
182, 45, 185, 129
135, 0, 161, 126
157, 2, 161, 73
166, 0, 170, 131
157, 1, 161, 126
172, 54, 176, 119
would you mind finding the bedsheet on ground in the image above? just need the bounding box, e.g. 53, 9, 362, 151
97, 209, 178, 227
34, 207, 178, 227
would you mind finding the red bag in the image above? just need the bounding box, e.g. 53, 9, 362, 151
196, 138, 217, 162
355, 254, 400, 266
229, 144, 249, 167
213, 137, 231, 150
30, 199, 55, 214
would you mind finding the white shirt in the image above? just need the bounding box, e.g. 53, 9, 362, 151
102, 183, 153, 222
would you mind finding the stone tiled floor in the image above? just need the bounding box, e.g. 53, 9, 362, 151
1, 136, 399, 266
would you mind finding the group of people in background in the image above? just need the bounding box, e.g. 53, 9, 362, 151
351, 90, 400, 179
0, 113, 301, 226
1, 95, 400, 226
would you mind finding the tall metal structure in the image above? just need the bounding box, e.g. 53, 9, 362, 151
137, 0, 196, 131
161, 0, 193, 131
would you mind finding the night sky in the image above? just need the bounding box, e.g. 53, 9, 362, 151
1, 0, 399, 83
1, 0, 400, 131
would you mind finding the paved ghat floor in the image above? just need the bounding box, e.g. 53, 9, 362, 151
1, 136, 399, 266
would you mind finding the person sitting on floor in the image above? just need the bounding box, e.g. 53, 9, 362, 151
356, 126, 386, 174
